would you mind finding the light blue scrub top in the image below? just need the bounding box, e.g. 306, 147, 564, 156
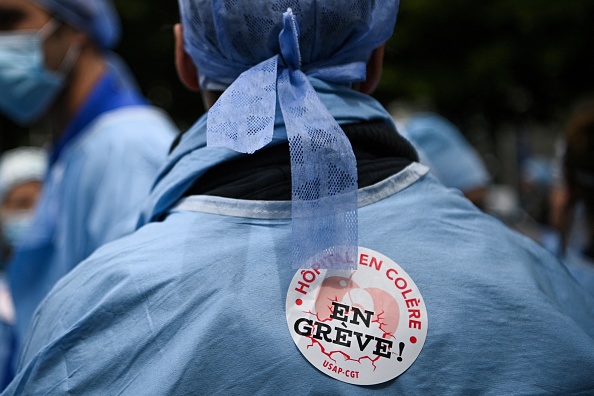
3, 113, 594, 394
6, 68, 177, 360
0, 275, 13, 390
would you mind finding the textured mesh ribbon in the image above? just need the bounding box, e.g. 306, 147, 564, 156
208, 10, 358, 269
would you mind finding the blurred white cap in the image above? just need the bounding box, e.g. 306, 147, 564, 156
0, 147, 47, 204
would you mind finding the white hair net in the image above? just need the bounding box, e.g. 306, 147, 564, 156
0, 147, 47, 204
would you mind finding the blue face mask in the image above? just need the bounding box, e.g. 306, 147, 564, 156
0, 19, 74, 125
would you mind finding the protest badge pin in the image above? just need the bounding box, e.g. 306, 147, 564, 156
286, 247, 428, 385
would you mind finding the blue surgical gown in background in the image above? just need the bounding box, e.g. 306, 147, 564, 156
398, 112, 491, 193
563, 249, 594, 298
0, 276, 13, 390
6, 66, 177, 365
3, 109, 594, 394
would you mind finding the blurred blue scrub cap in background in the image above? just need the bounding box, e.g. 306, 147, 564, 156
29, 0, 121, 49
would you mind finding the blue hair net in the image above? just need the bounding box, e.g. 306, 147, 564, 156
178, 1, 399, 269
30, 0, 121, 49
178, 0, 398, 89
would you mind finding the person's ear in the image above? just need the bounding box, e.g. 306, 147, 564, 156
359, 45, 385, 95
174, 23, 200, 91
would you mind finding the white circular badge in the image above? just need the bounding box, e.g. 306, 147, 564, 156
286, 247, 428, 386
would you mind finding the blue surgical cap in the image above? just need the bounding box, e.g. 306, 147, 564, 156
30, 0, 121, 49
178, 0, 399, 89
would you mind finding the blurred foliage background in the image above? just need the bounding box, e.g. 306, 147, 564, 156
2, 0, 594, 184
382, 0, 594, 130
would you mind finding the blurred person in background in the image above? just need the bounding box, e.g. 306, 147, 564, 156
0, 0, 178, 373
519, 156, 553, 226
393, 109, 491, 209
0, 148, 46, 263
2, 0, 594, 394
392, 105, 561, 248
0, 147, 45, 389
509, 154, 559, 249
555, 100, 594, 297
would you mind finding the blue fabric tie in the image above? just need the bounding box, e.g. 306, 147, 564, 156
207, 9, 358, 270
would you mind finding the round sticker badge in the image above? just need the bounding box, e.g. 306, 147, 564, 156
286, 247, 428, 386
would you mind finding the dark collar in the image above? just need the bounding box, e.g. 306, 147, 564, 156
184, 120, 418, 200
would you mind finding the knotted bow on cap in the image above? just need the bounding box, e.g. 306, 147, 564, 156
207, 9, 359, 270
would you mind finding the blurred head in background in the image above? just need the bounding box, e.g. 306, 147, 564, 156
0, 0, 120, 127
0, 147, 46, 252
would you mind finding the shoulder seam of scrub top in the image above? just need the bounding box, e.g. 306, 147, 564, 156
56, 106, 175, 163
173, 162, 429, 219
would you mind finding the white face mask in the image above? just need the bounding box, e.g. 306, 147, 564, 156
0, 19, 80, 125
1, 210, 34, 248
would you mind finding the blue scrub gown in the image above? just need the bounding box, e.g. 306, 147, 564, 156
3, 95, 594, 394
6, 68, 177, 364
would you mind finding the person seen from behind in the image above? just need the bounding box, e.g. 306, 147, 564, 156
2, 1, 594, 394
